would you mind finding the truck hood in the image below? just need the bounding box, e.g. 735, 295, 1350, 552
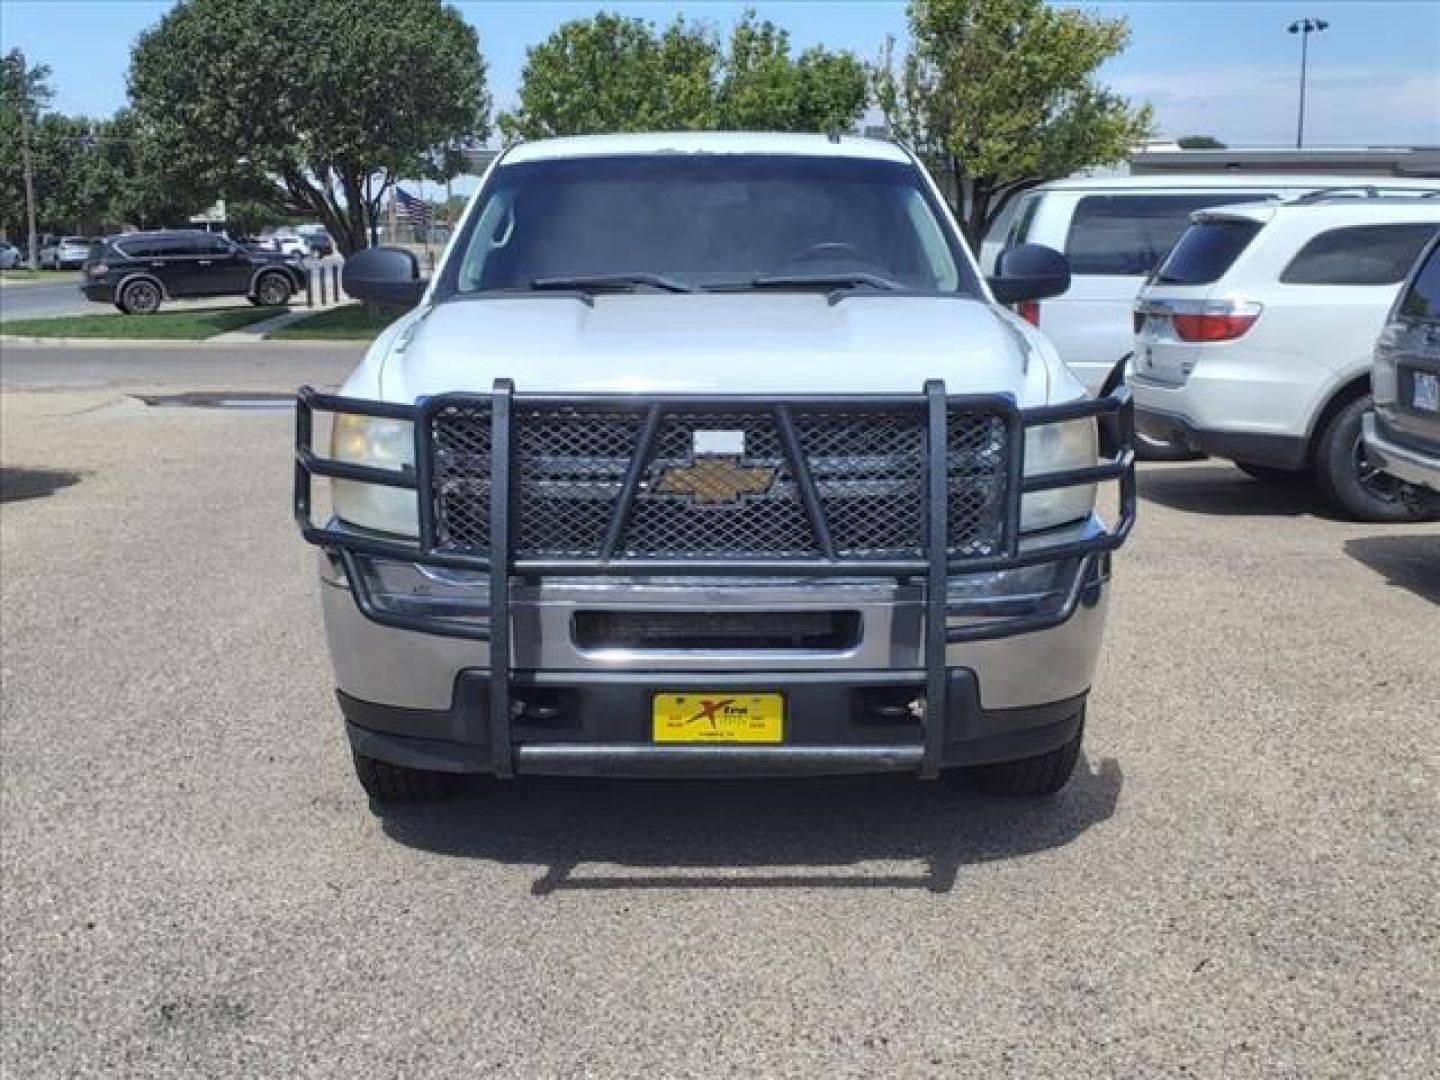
379, 293, 1050, 403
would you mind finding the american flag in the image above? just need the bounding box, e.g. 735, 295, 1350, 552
395, 187, 433, 226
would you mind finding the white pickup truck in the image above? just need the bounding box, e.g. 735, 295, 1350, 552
295, 133, 1134, 808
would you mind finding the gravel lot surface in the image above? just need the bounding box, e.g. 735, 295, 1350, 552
2, 344, 1437, 1077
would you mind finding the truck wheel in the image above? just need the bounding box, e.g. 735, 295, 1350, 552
1235, 461, 1311, 483
1314, 394, 1440, 522
352, 752, 458, 805
968, 712, 1084, 797
118, 279, 162, 314
254, 271, 292, 307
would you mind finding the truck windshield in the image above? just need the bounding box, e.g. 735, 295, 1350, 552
444, 154, 975, 297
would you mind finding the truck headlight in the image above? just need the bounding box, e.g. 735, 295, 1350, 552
1021, 418, 1097, 533
331, 414, 418, 538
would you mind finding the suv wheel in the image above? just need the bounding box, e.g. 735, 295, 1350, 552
1235, 461, 1311, 483
118, 279, 162, 314
352, 752, 459, 806
1315, 394, 1440, 522
254, 271, 292, 307
967, 710, 1085, 798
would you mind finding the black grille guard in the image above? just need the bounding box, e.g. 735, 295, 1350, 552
295, 381, 1135, 779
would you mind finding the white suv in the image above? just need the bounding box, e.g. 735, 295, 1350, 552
1131, 193, 1440, 521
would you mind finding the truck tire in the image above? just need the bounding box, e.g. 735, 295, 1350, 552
1235, 461, 1311, 483
352, 752, 458, 805
1314, 394, 1440, 522
968, 712, 1084, 797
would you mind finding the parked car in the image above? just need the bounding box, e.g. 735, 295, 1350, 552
1131, 192, 1440, 521
987, 175, 1440, 393
259, 231, 309, 260
39, 235, 94, 270
1363, 231, 1440, 494
0, 241, 19, 269
305, 231, 335, 258
80, 229, 306, 313
296, 132, 1136, 807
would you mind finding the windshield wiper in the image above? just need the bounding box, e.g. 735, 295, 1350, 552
529, 273, 694, 294
709, 272, 907, 305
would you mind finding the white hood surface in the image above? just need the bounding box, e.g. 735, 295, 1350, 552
380, 293, 1051, 404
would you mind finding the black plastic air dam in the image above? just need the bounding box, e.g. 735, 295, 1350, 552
337, 669, 1087, 778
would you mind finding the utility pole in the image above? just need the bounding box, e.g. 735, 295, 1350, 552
1288, 18, 1329, 149
12, 51, 40, 270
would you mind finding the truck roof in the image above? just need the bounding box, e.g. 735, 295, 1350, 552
502, 131, 914, 166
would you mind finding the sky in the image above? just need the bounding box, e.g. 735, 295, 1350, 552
1, 0, 1438, 148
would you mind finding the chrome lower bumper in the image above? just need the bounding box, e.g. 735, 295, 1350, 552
319, 545, 1109, 714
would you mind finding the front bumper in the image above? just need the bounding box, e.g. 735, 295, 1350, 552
297, 382, 1134, 779
1363, 412, 1440, 493
340, 669, 1088, 778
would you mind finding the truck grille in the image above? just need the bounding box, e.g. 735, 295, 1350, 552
426, 400, 1012, 562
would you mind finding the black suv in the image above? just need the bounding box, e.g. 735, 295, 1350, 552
81, 230, 306, 313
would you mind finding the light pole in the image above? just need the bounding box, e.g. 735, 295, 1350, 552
1288, 17, 1329, 149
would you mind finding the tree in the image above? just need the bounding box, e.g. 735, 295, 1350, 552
0, 49, 51, 264
498, 13, 718, 139
128, 0, 489, 253
716, 13, 868, 132
499, 9, 867, 139
1178, 135, 1226, 150
873, 0, 1152, 245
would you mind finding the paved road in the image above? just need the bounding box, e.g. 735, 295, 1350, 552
0, 257, 344, 322
0, 278, 94, 320
2, 343, 1437, 1077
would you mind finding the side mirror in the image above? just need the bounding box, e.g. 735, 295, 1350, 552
342, 246, 428, 308
987, 243, 1071, 305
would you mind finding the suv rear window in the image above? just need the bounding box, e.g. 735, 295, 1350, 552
1153, 219, 1264, 285
1398, 241, 1440, 321
1280, 223, 1439, 286
1065, 193, 1272, 276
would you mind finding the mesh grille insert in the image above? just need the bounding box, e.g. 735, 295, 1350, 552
426, 398, 1014, 562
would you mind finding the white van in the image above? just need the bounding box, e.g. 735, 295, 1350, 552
985, 176, 1440, 393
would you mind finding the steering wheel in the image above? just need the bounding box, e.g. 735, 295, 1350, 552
779, 241, 878, 267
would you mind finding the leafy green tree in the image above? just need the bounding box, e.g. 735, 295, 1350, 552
717, 13, 868, 132
499, 13, 718, 139
874, 0, 1153, 244
1177, 135, 1226, 150
89, 109, 213, 230
0, 49, 52, 258
129, 0, 490, 253
499, 9, 867, 139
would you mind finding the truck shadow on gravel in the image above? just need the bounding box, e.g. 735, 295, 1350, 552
1344, 534, 1440, 603
0, 466, 84, 503
379, 755, 1123, 894
1138, 463, 1339, 519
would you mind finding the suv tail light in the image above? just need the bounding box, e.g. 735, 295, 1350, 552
1140, 299, 1262, 343
1015, 300, 1040, 327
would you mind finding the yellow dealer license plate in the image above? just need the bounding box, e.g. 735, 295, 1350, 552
652, 693, 784, 744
